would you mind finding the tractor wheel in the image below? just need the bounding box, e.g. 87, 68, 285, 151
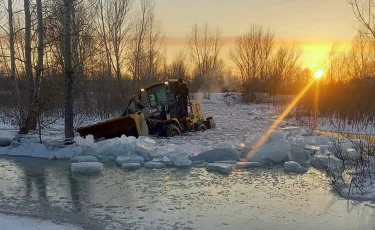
164, 124, 181, 137
195, 123, 207, 132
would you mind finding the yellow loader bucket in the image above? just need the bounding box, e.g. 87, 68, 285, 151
76, 114, 149, 139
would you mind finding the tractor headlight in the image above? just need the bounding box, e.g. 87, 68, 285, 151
164, 81, 169, 85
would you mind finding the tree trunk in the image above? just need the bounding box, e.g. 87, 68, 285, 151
34, 0, 44, 141
63, 0, 74, 142
8, 0, 24, 127
23, 0, 37, 132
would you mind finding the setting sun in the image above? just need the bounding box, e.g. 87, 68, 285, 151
314, 69, 324, 79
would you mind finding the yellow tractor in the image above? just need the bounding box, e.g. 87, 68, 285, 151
76, 79, 216, 139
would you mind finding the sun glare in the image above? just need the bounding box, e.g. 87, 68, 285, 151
314, 69, 324, 79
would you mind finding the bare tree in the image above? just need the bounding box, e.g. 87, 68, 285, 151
96, 0, 133, 80
229, 24, 274, 88
188, 23, 223, 91
349, 0, 375, 39
168, 50, 189, 80
128, 0, 154, 89
143, 11, 165, 83
6, 0, 23, 126
63, 0, 74, 141
22, 0, 37, 132
267, 43, 302, 94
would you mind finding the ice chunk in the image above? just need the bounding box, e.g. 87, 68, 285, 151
287, 135, 306, 148
49, 146, 82, 159
215, 160, 237, 164
170, 153, 192, 167
284, 161, 301, 172
303, 136, 317, 145
191, 148, 240, 163
206, 163, 235, 174
267, 131, 287, 143
152, 156, 172, 166
152, 144, 176, 157
288, 147, 311, 163
96, 155, 116, 162
71, 155, 98, 162
135, 138, 155, 161
121, 163, 141, 170
249, 140, 291, 164
144, 161, 165, 169
74, 135, 95, 148
74, 135, 96, 155
236, 162, 261, 168
311, 154, 342, 174
191, 161, 208, 168
316, 135, 330, 145
304, 145, 320, 156
318, 145, 330, 154
71, 162, 103, 174
297, 166, 309, 173
86, 135, 137, 156
116, 155, 144, 166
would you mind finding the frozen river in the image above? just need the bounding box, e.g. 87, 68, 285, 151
0, 156, 374, 230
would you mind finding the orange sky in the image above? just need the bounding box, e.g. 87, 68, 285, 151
163, 37, 352, 71
156, 0, 359, 71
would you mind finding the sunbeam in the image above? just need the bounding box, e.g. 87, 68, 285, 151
244, 79, 317, 162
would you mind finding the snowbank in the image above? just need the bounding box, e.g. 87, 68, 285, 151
0, 138, 51, 158
71, 162, 103, 174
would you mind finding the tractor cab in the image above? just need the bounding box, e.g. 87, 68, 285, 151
139, 80, 184, 119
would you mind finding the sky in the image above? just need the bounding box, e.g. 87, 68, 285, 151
155, 0, 360, 70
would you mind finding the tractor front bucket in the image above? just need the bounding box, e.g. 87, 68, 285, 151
76, 114, 149, 140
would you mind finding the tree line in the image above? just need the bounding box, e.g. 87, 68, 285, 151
296, 0, 375, 127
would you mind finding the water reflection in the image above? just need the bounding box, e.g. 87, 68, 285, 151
69, 173, 82, 212
0, 156, 375, 229
23, 166, 48, 205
